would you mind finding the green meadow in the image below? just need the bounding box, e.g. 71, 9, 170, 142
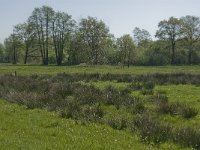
0, 64, 200, 150
0, 64, 200, 75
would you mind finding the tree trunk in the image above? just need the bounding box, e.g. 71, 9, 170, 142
95, 51, 98, 65
40, 23, 46, 65
24, 46, 29, 64
188, 49, 192, 65
127, 60, 130, 68
171, 41, 176, 65
45, 13, 49, 65
12, 44, 17, 64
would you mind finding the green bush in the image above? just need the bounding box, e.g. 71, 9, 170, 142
129, 82, 143, 90
134, 114, 171, 145
80, 104, 104, 122
140, 89, 153, 95
180, 105, 198, 119
132, 101, 146, 114
107, 118, 128, 130
143, 81, 155, 89
173, 127, 200, 149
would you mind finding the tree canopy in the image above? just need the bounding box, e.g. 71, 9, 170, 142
1, 6, 200, 66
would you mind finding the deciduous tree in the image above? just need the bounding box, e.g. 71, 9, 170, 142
14, 23, 36, 64
28, 6, 54, 65
52, 12, 75, 65
133, 27, 151, 47
180, 15, 200, 64
79, 17, 110, 65
156, 17, 182, 65
117, 34, 135, 68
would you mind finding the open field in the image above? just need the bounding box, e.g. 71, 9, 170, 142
0, 64, 200, 75
0, 99, 191, 150
0, 64, 200, 149
0, 100, 150, 150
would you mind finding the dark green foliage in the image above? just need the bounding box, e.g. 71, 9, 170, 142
129, 82, 143, 90
73, 84, 101, 105
156, 99, 198, 119
143, 81, 155, 89
102, 86, 140, 110
132, 101, 146, 114
107, 118, 128, 130
102, 86, 121, 107
133, 114, 171, 145
154, 94, 170, 114
58, 96, 81, 119
173, 127, 200, 149
80, 104, 104, 122
140, 89, 153, 95
179, 104, 198, 119
49, 72, 200, 86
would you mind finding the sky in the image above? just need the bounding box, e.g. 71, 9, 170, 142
0, 0, 200, 43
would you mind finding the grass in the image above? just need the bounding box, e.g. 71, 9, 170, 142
79, 80, 130, 90
78, 81, 200, 129
0, 64, 199, 149
155, 85, 200, 105
0, 100, 192, 150
0, 64, 200, 75
0, 99, 149, 150
0, 99, 190, 150
154, 85, 200, 128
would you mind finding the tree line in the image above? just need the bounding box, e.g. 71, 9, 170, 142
0, 6, 200, 66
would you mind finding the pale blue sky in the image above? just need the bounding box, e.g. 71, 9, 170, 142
0, 0, 200, 43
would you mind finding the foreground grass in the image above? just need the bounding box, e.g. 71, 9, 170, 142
0, 99, 190, 150
80, 81, 200, 130
155, 85, 200, 128
0, 100, 149, 150
0, 64, 200, 75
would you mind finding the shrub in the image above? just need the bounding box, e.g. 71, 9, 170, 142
155, 95, 170, 114
180, 105, 198, 119
134, 114, 171, 145
107, 118, 128, 130
158, 101, 198, 119
143, 81, 155, 90
129, 82, 143, 90
132, 101, 146, 114
80, 104, 104, 122
102, 86, 140, 109
59, 96, 80, 119
102, 86, 122, 107
73, 84, 101, 105
140, 89, 153, 95
173, 127, 200, 149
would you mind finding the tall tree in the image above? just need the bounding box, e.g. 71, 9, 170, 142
0, 43, 5, 62
28, 6, 54, 65
4, 34, 22, 64
68, 31, 88, 65
156, 17, 182, 65
14, 23, 36, 64
180, 15, 200, 64
133, 27, 152, 47
79, 17, 110, 65
52, 12, 75, 65
117, 34, 135, 68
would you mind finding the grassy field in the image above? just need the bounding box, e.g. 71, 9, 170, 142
0, 64, 200, 75
0, 100, 147, 150
0, 64, 200, 149
80, 81, 200, 127
0, 99, 190, 150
